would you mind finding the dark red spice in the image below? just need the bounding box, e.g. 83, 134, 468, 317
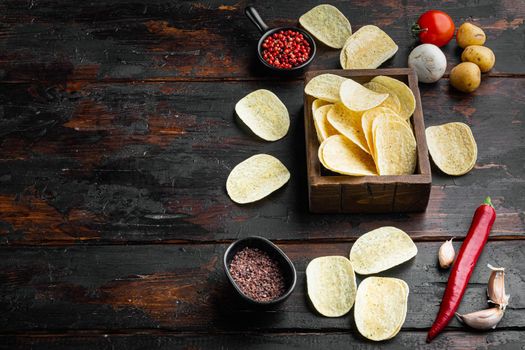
261, 29, 311, 69
229, 247, 286, 302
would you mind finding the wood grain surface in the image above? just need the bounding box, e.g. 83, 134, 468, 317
1, 0, 524, 348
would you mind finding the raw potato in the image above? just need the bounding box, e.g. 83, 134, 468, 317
450, 62, 481, 93
408, 44, 447, 83
226, 154, 290, 204
299, 4, 352, 49
306, 256, 357, 317
457, 22, 486, 49
461, 45, 495, 73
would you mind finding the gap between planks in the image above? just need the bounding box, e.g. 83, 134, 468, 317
1, 235, 524, 248
1, 72, 525, 84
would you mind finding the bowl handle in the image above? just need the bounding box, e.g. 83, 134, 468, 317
245, 6, 270, 34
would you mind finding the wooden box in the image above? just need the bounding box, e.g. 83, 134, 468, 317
304, 68, 432, 213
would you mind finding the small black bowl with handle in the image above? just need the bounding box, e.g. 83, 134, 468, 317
223, 236, 297, 306
245, 6, 316, 74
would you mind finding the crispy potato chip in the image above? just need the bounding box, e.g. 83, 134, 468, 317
354, 277, 408, 341
349, 226, 417, 275
371, 76, 415, 120
426, 122, 478, 176
340, 25, 398, 69
305, 74, 347, 103
235, 89, 289, 141
327, 103, 369, 153
306, 256, 357, 317
313, 104, 338, 143
226, 154, 290, 204
361, 107, 398, 159
320, 135, 376, 176
363, 81, 402, 115
339, 79, 388, 112
373, 117, 416, 175
312, 99, 331, 114
299, 4, 352, 49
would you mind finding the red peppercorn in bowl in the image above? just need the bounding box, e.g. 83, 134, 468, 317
246, 7, 316, 73
223, 236, 297, 306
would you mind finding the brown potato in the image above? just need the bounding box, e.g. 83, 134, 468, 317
450, 62, 481, 93
461, 45, 495, 72
457, 23, 486, 48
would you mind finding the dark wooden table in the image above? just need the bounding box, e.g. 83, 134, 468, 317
0, 1, 524, 349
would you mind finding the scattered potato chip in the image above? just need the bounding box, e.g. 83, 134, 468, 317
306, 256, 357, 317
340, 25, 398, 69
305, 74, 347, 103
354, 277, 409, 341
226, 154, 290, 204
426, 122, 477, 176
363, 81, 402, 115
235, 89, 289, 141
313, 104, 338, 143
349, 226, 417, 275
339, 79, 388, 112
320, 135, 376, 176
361, 107, 398, 159
327, 103, 369, 153
299, 4, 352, 49
373, 117, 417, 175
312, 99, 331, 114
371, 76, 415, 120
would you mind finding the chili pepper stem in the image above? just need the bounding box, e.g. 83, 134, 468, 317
484, 196, 494, 208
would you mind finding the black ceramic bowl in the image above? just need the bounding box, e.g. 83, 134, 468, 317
245, 6, 316, 74
223, 236, 297, 306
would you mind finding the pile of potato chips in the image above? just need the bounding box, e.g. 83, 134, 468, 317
306, 227, 416, 341
305, 73, 418, 176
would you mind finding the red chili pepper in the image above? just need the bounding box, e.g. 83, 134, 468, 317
427, 197, 496, 342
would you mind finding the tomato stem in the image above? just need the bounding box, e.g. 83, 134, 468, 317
410, 23, 428, 37
484, 196, 494, 208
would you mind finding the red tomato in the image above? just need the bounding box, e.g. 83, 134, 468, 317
413, 10, 455, 47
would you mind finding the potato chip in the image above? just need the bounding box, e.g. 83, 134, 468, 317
327, 103, 369, 153
339, 79, 388, 112
340, 25, 398, 69
363, 81, 402, 115
299, 4, 352, 49
305, 74, 347, 103
313, 104, 338, 143
371, 76, 415, 120
320, 135, 376, 176
354, 277, 408, 341
226, 154, 290, 204
426, 122, 477, 176
235, 89, 289, 141
306, 256, 357, 317
361, 106, 398, 158
349, 226, 417, 275
373, 117, 416, 175
312, 99, 331, 114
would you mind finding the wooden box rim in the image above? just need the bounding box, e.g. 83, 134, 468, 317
304, 68, 432, 187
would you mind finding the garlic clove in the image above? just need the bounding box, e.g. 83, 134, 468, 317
487, 264, 510, 309
438, 238, 455, 269
455, 307, 504, 330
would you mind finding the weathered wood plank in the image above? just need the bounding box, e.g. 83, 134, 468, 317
0, 78, 523, 244
2, 330, 525, 350
1, 242, 524, 332
0, 0, 523, 81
